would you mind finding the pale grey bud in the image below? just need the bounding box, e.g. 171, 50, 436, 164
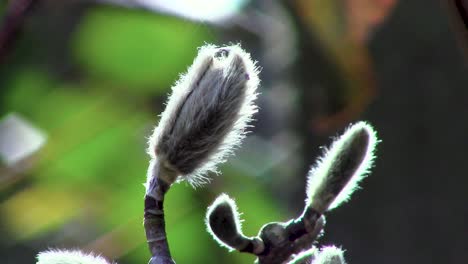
312, 246, 346, 264
36, 250, 110, 264
306, 122, 378, 212
287, 247, 318, 264
206, 194, 264, 254
147, 44, 260, 187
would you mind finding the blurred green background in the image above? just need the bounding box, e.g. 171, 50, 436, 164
1, 1, 467, 264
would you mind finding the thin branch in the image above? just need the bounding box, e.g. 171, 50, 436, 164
256, 210, 324, 264
144, 161, 176, 264
0, 0, 38, 63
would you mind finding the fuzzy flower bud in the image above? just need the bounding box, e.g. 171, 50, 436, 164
36, 250, 110, 264
306, 122, 378, 212
288, 247, 318, 264
147, 44, 260, 187
313, 246, 346, 264
206, 194, 249, 250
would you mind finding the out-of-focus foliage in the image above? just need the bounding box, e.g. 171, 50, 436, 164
1, 186, 82, 240
344, 0, 397, 43
0, 2, 286, 262
73, 6, 214, 90
0, 3, 6, 15
292, 0, 396, 133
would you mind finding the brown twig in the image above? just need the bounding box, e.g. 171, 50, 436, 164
0, 0, 38, 63
144, 161, 176, 264
256, 210, 324, 264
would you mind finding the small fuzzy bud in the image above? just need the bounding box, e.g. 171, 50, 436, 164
306, 122, 378, 212
313, 246, 346, 264
147, 44, 260, 187
288, 247, 318, 264
36, 250, 110, 264
206, 194, 255, 252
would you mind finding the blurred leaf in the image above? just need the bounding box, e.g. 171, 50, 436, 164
0, 1, 10, 26
0, 186, 82, 240
0, 2, 6, 15
3, 68, 54, 117
118, 242, 151, 264
2, 69, 165, 262
6, 78, 150, 187
293, 0, 397, 132
164, 184, 213, 263
345, 0, 397, 43
37, 110, 147, 187
73, 6, 215, 91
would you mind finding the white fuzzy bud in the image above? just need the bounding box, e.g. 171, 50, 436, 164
36, 250, 111, 264
313, 246, 346, 264
306, 122, 378, 212
287, 247, 318, 264
147, 44, 260, 187
205, 193, 246, 251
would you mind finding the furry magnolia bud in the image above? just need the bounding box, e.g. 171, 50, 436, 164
313, 246, 346, 264
306, 122, 378, 212
288, 247, 318, 264
206, 194, 264, 253
206, 194, 246, 250
147, 44, 259, 186
36, 250, 110, 264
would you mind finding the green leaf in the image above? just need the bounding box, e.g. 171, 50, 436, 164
164, 184, 213, 263
3, 68, 54, 117
72, 6, 215, 92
